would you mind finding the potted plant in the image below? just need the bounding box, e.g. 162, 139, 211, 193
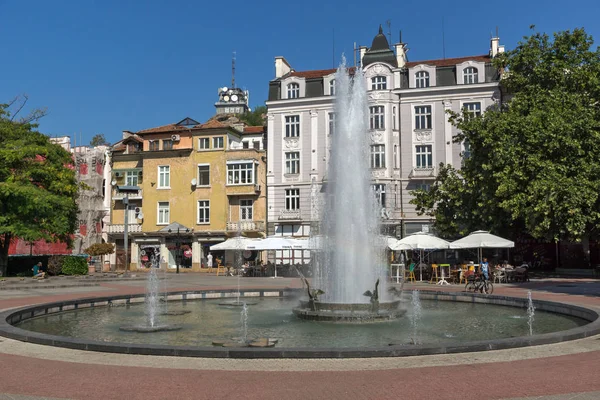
84, 243, 116, 274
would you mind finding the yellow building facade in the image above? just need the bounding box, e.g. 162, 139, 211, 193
108, 118, 266, 271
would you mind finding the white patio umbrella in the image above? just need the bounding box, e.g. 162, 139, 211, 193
209, 237, 259, 251
451, 230, 514, 265
395, 232, 452, 281
246, 237, 298, 278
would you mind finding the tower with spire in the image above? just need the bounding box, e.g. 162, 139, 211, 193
214, 52, 250, 115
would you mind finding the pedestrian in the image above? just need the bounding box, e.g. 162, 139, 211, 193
207, 252, 213, 268
481, 257, 489, 281
32, 262, 45, 279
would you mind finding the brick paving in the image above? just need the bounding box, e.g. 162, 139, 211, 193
0, 275, 599, 400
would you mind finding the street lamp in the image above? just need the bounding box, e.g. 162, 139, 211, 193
168, 227, 190, 274
114, 184, 140, 273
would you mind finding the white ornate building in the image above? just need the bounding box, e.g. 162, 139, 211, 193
265, 26, 504, 242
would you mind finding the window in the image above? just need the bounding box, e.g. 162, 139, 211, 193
158, 166, 170, 188
285, 152, 300, 174
227, 162, 255, 185
393, 145, 399, 169
253, 141, 260, 150
415, 106, 432, 130
125, 171, 138, 186
415, 145, 433, 168
328, 112, 336, 135
198, 165, 210, 186
240, 199, 253, 221
149, 141, 159, 151
162, 139, 173, 150
198, 137, 210, 150
416, 181, 431, 191
329, 79, 336, 95
463, 102, 481, 117
285, 115, 300, 137
370, 145, 385, 168
392, 106, 397, 130
197, 200, 210, 224
372, 184, 386, 207
371, 76, 387, 90
463, 67, 479, 84
369, 106, 385, 130
242, 141, 249, 149
213, 137, 224, 149
285, 188, 300, 210
463, 140, 472, 160
157, 202, 169, 225
416, 71, 430, 88
287, 83, 300, 99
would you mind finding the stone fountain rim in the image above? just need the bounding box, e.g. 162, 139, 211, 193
1, 288, 599, 359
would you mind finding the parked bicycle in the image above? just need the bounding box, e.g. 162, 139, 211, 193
465, 273, 494, 294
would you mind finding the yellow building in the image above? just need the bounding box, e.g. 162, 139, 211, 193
108, 117, 266, 271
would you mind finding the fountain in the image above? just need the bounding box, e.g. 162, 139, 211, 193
293, 57, 403, 321
119, 267, 182, 333
410, 290, 422, 344
527, 291, 536, 336
219, 231, 257, 307
212, 301, 278, 348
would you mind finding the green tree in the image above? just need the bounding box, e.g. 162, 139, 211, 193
0, 103, 79, 276
239, 106, 266, 126
89, 134, 109, 147
411, 27, 600, 265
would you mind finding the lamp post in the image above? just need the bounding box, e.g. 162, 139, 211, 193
113, 184, 140, 273
168, 227, 190, 274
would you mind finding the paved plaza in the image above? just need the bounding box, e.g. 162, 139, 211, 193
0, 274, 599, 400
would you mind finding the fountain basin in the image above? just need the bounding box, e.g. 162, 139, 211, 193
119, 324, 182, 333
293, 300, 404, 321
1, 289, 599, 358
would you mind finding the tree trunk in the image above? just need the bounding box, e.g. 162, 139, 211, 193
581, 234, 591, 269
0, 233, 11, 277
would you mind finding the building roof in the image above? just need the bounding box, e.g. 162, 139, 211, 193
243, 126, 264, 134
406, 54, 491, 68
137, 123, 190, 134
362, 25, 398, 68
287, 67, 356, 80
197, 119, 229, 129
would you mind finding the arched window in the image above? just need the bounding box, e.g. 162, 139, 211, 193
371, 76, 387, 90
415, 71, 430, 88
287, 83, 300, 99
329, 79, 336, 95
463, 67, 478, 84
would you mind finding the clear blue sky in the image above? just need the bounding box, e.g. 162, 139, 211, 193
1, 0, 599, 145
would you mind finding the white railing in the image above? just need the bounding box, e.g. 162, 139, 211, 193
278, 209, 302, 220
409, 167, 436, 178
112, 188, 143, 199
226, 221, 265, 231
107, 224, 142, 234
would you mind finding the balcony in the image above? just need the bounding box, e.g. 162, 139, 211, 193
278, 209, 302, 220
409, 167, 436, 179
112, 188, 143, 200
225, 184, 260, 196
107, 224, 142, 234
226, 221, 265, 232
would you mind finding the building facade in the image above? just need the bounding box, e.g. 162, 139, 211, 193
265, 27, 504, 241
107, 117, 266, 271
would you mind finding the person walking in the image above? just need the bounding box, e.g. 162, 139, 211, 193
207, 252, 213, 268
481, 257, 489, 281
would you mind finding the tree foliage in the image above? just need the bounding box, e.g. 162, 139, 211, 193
238, 106, 266, 126
0, 103, 79, 276
411, 28, 600, 261
89, 134, 109, 147
84, 242, 115, 256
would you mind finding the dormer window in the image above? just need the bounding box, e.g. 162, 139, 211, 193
287, 83, 300, 99
149, 140, 159, 151
371, 76, 387, 90
329, 79, 336, 95
416, 71, 430, 88
463, 67, 479, 84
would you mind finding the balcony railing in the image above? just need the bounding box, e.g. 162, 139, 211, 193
107, 224, 142, 234
278, 209, 302, 220
409, 167, 436, 179
112, 188, 143, 200
226, 221, 265, 232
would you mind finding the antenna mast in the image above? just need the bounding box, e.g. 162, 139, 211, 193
386, 20, 392, 49
231, 51, 236, 89
442, 17, 446, 59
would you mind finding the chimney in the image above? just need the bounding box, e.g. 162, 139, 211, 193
490, 28, 505, 57
275, 56, 292, 78
359, 46, 368, 68
394, 42, 408, 68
